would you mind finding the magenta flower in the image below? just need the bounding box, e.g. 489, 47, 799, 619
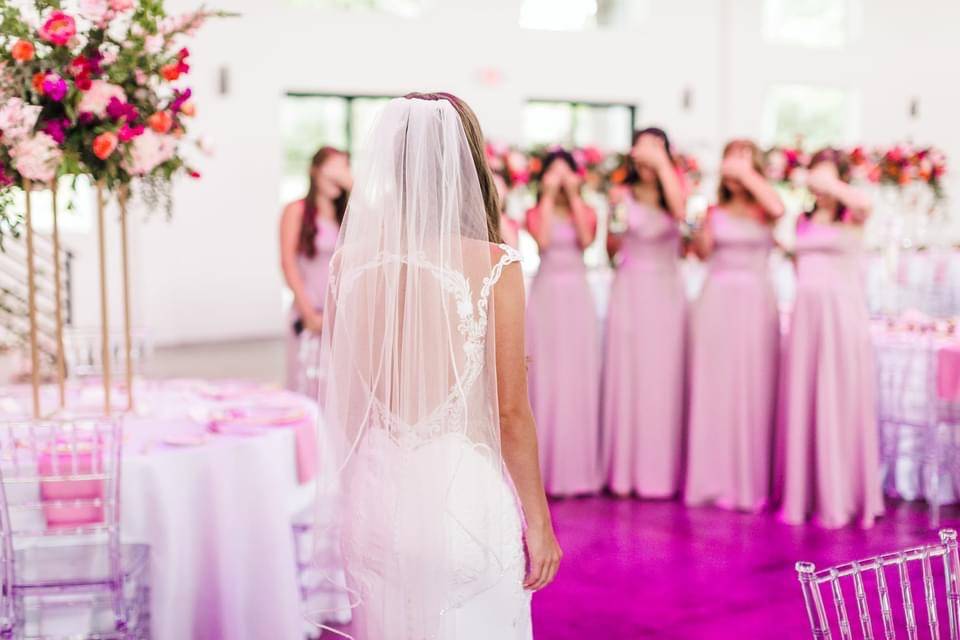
106, 96, 138, 122
41, 118, 71, 145
170, 88, 192, 113
0, 165, 12, 188
42, 74, 68, 102
118, 122, 145, 142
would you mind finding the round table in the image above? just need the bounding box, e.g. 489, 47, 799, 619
0, 378, 343, 640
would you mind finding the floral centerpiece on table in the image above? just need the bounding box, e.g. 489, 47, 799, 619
870, 144, 948, 200
0, 0, 231, 243
763, 146, 809, 188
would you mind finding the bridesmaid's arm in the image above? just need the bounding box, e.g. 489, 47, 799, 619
691, 209, 715, 260
568, 194, 598, 249
493, 261, 562, 591
526, 204, 552, 250
738, 168, 785, 220
279, 202, 322, 331
656, 163, 688, 222
835, 182, 873, 224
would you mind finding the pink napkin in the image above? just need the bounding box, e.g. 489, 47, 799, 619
291, 418, 318, 484
937, 344, 960, 401
38, 448, 105, 528
209, 405, 319, 484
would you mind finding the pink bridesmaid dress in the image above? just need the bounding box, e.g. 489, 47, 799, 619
685, 209, 779, 511
777, 220, 884, 528
601, 196, 687, 497
285, 213, 340, 390
527, 218, 602, 496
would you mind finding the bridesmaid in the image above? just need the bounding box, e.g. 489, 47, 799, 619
685, 139, 785, 511
279, 147, 352, 392
602, 128, 688, 498
526, 150, 602, 497
778, 148, 884, 528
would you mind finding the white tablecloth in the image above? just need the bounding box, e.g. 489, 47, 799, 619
1, 379, 340, 640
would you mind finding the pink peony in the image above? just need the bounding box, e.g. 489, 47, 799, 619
39, 11, 77, 47
11, 132, 62, 183
123, 130, 176, 175
0, 98, 42, 142
77, 80, 125, 118
100, 44, 119, 65
144, 34, 164, 54
109, 0, 135, 10
79, 0, 110, 23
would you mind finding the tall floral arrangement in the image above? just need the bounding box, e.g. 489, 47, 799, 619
0, 0, 230, 242
762, 143, 948, 202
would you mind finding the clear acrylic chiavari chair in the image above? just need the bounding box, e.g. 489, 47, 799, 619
296, 332, 327, 399
0, 417, 150, 638
796, 528, 960, 639
876, 324, 947, 528
63, 328, 152, 379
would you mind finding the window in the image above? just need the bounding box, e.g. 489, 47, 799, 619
762, 84, 858, 150
519, 0, 650, 31
280, 93, 394, 203
285, 0, 425, 17
522, 100, 636, 151
763, 0, 856, 48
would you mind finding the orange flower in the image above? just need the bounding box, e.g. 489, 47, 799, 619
161, 64, 181, 81
32, 72, 47, 94
147, 111, 173, 134
172, 127, 185, 139
93, 132, 119, 160
11, 39, 35, 62
610, 166, 627, 185
179, 102, 196, 117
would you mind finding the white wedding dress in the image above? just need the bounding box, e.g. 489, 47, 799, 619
318, 97, 533, 640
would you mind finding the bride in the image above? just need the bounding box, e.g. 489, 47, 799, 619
319, 93, 562, 639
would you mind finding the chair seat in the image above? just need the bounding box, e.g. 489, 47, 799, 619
14, 543, 149, 591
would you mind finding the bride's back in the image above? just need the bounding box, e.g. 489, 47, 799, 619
319, 94, 532, 640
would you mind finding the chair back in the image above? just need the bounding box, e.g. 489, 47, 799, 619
797, 529, 960, 639
0, 417, 123, 587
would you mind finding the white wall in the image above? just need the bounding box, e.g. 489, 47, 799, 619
60, 0, 960, 346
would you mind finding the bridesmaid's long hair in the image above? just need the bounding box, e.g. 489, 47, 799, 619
805, 147, 851, 222
717, 139, 765, 205
299, 147, 349, 258
624, 127, 675, 212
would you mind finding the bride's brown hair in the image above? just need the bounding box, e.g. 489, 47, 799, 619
403, 92, 503, 243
